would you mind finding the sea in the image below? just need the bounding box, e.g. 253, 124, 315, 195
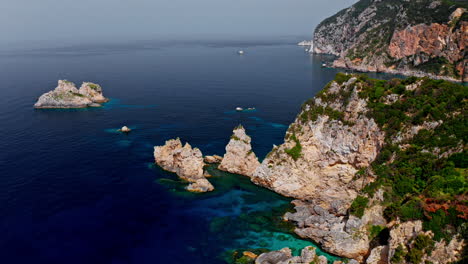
0, 38, 400, 264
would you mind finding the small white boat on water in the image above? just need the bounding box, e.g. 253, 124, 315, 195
236, 107, 243, 111
238, 50, 244, 55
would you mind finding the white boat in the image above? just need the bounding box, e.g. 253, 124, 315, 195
236, 107, 243, 111
238, 50, 244, 55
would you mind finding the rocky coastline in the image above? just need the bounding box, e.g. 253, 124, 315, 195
311, 0, 467, 82
34, 80, 109, 108
153, 74, 466, 263
224, 74, 466, 263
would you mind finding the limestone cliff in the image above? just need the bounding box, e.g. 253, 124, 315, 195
313, 0, 467, 82
219, 125, 260, 177
252, 77, 385, 210
154, 138, 214, 192
248, 74, 466, 263
34, 80, 109, 108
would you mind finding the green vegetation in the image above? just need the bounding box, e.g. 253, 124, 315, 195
71, 92, 85, 97
349, 195, 369, 218
368, 225, 385, 240
285, 134, 302, 161
341, 74, 467, 244
87, 83, 100, 90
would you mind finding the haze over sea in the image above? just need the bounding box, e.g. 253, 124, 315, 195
0, 38, 401, 264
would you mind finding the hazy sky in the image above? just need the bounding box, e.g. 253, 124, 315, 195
1, 0, 356, 48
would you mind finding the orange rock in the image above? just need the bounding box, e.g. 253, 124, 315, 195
242, 251, 258, 259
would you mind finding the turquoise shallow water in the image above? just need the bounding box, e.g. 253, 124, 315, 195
0, 40, 402, 264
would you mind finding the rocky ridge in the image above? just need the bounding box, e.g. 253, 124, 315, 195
34, 80, 109, 108
312, 0, 467, 82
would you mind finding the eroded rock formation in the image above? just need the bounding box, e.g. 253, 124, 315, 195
34, 80, 109, 108
154, 138, 213, 192
219, 125, 260, 177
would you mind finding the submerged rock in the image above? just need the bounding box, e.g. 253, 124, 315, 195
34, 80, 108, 108
154, 138, 214, 192
218, 125, 260, 177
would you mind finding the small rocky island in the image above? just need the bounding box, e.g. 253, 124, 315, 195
34, 80, 109, 108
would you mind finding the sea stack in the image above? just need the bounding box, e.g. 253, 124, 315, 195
218, 125, 260, 177
34, 80, 109, 108
154, 138, 214, 192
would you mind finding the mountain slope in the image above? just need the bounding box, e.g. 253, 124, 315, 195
313, 0, 467, 82
251, 73, 467, 263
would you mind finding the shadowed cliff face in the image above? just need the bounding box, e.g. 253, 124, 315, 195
313, 0, 468, 82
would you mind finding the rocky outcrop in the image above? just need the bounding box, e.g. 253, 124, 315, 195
312, 0, 467, 82
34, 80, 109, 108
366, 246, 388, 264
218, 125, 260, 177
386, 220, 465, 264
252, 78, 385, 209
255, 246, 327, 264
78, 82, 109, 103
204, 155, 223, 164
119, 126, 131, 133
154, 138, 213, 192
284, 200, 370, 261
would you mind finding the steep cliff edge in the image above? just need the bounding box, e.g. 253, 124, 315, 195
250, 73, 467, 263
313, 0, 467, 82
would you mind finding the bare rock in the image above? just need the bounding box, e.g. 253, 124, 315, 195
186, 178, 214, 192
366, 246, 389, 264
154, 138, 213, 192
34, 80, 108, 108
219, 125, 260, 177
204, 155, 223, 164
119, 126, 131, 133
79, 82, 109, 103
252, 80, 385, 209
256, 246, 328, 264
255, 248, 291, 264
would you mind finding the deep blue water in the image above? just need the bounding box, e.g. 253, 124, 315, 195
0, 40, 399, 264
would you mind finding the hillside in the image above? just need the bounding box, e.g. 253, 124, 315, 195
248, 73, 467, 263
312, 0, 467, 82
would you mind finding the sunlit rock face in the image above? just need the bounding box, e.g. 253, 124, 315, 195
313, 0, 467, 82
218, 125, 260, 177
252, 78, 384, 209
34, 80, 109, 108
154, 138, 214, 192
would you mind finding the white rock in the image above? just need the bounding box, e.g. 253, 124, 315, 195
219, 125, 260, 177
